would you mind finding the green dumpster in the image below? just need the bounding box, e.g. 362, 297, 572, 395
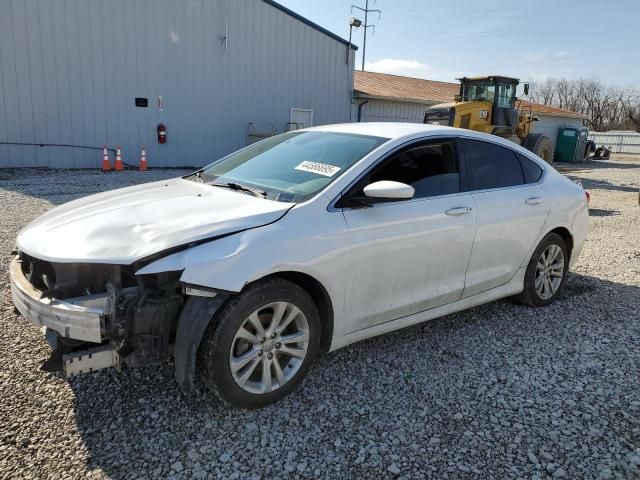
555, 126, 589, 162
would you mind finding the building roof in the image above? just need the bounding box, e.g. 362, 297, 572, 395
517, 99, 587, 119
353, 71, 586, 119
354, 71, 458, 104
264, 0, 357, 49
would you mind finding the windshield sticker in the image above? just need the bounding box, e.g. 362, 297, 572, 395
295, 161, 341, 177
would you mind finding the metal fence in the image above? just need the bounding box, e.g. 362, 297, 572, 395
588, 132, 640, 154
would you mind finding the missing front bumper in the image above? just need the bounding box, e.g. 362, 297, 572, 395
11, 255, 185, 378
10, 256, 105, 343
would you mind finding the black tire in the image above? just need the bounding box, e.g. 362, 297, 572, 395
516, 233, 569, 307
523, 133, 554, 164
197, 278, 320, 409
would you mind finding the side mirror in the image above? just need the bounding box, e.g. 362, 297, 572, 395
363, 180, 414, 200
454, 94, 462, 102
524, 83, 530, 96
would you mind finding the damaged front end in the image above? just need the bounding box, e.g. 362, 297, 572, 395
10, 251, 184, 377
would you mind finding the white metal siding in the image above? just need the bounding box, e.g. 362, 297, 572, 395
530, 115, 583, 152
354, 100, 432, 123
0, 0, 355, 167
588, 131, 640, 154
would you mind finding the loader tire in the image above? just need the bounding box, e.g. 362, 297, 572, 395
524, 133, 554, 164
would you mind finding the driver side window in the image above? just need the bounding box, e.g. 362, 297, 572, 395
345, 139, 461, 204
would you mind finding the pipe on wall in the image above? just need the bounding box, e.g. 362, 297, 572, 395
357, 100, 369, 122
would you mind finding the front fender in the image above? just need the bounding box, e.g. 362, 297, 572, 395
136, 231, 250, 291
139, 224, 337, 387
136, 226, 332, 294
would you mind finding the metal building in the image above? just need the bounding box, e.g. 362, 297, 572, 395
525, 106, 586, 153
353, 71, 456, 123
0, 0, 356, 168
353, 71, 586, 154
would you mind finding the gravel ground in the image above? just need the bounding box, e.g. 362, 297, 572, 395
0, 159, 639, 480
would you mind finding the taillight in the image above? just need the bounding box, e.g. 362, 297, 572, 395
585, 191, 591, 204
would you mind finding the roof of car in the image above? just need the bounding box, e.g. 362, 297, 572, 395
303, 122, 548, 167
307, 122, 457, 139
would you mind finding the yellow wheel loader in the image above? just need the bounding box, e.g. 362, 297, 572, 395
424, 76, 554, 163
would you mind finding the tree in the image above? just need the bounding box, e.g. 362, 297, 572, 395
527, 77, 640, 132
556, 78, 580, 112
621, 89, 640, 132
528, 78, 557, 105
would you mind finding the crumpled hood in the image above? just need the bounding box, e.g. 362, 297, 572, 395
17, 178, 293, 264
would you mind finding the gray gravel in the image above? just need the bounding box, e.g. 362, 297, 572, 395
0, 159, 639, 479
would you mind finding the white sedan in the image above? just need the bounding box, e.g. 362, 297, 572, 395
10, 123, 589, 408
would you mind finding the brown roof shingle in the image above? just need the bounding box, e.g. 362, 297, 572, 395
354, 70, 458, 104
354, 71, 585, 119
516, 99, 586, 118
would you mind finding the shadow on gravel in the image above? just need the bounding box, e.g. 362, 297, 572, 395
588, 208, 620, 217
579, 178, 639, 194
559, 169, 638, 195
557, 159, 640, 172
68, 272, 640, 479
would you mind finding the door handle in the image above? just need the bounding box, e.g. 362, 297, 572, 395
525, 197, 544, 206
445, 206, 473, 216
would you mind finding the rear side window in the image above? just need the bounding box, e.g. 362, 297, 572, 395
518, 153, 544, 183
461, 139, 524, 190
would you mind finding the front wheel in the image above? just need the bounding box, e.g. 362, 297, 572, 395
516, 233, 569, 307
198, 278, 320, 409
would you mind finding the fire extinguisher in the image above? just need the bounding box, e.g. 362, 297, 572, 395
157, 123, 167, 144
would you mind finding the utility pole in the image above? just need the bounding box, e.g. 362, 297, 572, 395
352, 0, 381, 71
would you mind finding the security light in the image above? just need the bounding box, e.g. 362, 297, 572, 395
346, 17, 363, 64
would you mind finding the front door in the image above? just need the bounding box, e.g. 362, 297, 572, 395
338, 138, 477, 334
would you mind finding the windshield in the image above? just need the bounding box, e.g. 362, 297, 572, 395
193, 131, 388, 202
465, 81, 495, 102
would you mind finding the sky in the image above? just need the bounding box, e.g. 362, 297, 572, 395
276, 0, 639, 87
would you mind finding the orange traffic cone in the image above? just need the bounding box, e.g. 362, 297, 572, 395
101, 145, 111, 171
114, 146, 124, 171
139, 147, 148, 171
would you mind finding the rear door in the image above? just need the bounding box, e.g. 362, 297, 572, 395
460, 139, 550, 298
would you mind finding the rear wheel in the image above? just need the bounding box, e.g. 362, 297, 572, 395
198, 278, 320, 409
524, 133, 554, 164
516, 233, 568, 307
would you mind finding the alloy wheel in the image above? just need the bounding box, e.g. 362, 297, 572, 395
229, 302, 309, 394
535, 244, 565, 300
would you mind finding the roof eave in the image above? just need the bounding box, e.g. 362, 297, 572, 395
263, 0, 358, 49
532, 111, 587, 120
353, 92, 442, 106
